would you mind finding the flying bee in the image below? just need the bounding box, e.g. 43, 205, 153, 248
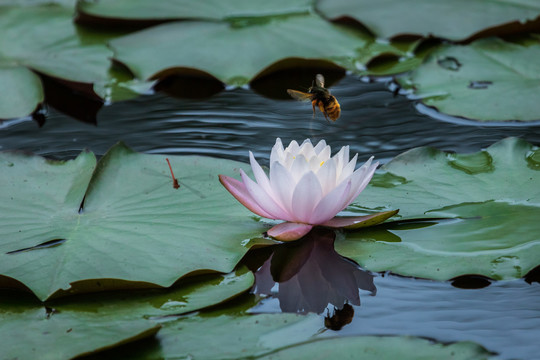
287, 74, 341, 122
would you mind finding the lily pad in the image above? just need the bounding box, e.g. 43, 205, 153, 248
0, 5, 112, 118
255, 336, 499, 360
0, 66, 44, 119
0, 143, 265, 300
336, 137, 540, 280
0, 269, 252, 360
76, 0, 312, 21
317, 0, 540, 41
51, 268, 255, 318
398, 38, 540, 122
109, 14, 372, 86
0, 292, 160, 360
89, 308, 499, 359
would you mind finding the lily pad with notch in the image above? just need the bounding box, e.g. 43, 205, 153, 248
0, 143, 266, 300
337, 137, 540, 280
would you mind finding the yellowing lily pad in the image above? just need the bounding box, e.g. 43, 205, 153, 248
337, 137, 540, 280
0, 143, 265, 300
109, 14, 371, 86
399, 38, 540, 122
317, 0, 540, 41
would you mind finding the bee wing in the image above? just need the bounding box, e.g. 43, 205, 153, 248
315, 74, 325, 88
287, 89, 312, 101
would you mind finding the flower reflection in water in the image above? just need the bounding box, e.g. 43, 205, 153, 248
248, 228, 376, 329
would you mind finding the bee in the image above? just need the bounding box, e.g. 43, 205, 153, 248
287, 74, 341, 122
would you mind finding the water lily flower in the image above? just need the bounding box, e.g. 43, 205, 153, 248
219, 138, 383, 241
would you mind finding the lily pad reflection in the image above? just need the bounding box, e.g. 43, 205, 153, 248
250, 228, 375, 318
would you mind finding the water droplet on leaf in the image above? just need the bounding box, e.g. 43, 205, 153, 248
447, 151, 494, 175
437, 56, 461, 71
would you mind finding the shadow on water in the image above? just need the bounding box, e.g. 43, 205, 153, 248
244, 228, 375, 329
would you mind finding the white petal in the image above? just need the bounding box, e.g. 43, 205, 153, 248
299, 139, 314, 158
318, 144, 331, 163
309, 179, 352, 224
286, 140, 300, 155
316, 158, 337, 194
269, 161, 295, 215
352, 161, 378, 198
249, 151, 273, 197
313, 139, 327, 154
270, 138, 285, 164
240, 169, 291, 221
345, 158, 378, 205
290, 154, 310, 182
338, 153, 358, 183
291, 171, 323, 223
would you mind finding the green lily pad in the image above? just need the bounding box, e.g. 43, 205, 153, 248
0, 5, 112, 118
255, 336, 499, 360
0, 292, 160, 360
398, 38, 540, 122
337, 137, 540, 280
317, 0, 540, 41
51, 268, 255, 318
0, 143, 265, 300
89, 308, 498, 360
109, 14, 372, 86
0, 66, 44, 119
76, 0, 312, 21
0, 269, 252, 360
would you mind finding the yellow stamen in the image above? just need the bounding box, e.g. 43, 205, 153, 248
320, 161, 325, 167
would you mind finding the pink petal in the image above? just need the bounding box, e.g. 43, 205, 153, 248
291, 171, 323, 223
249, 151, 273, 197
309, 179, 351, 224
240, 170, 291, 220
267, 222, 313, 241
219, 175, 275, 219
338, 153, 357, 183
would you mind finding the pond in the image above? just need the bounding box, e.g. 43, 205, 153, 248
2, 72, 540, 359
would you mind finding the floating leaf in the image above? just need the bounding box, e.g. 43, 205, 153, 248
0, 292, 160, 360
88, 308, 498, 360
0, 5, 112, 118
0, 66, 44, 119
76, 0, 312, 22
398, 38, 540, 122
0, 143, 265, 300
337, 138, 540, 280
317, 0, 540, 41
0, 269, 252, 360
51, 268, 255, 318
255, 336, 499, 360
109, 14, 371, 86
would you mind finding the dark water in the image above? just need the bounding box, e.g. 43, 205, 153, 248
2, 75, 540, 164
2, 74, 540, 359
